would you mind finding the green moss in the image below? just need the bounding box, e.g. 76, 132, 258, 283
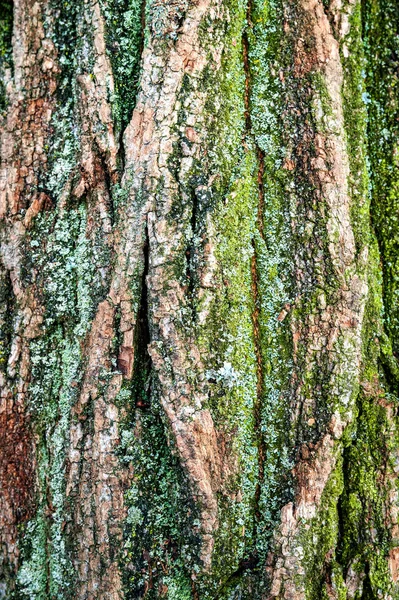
340, 0, 370, 257
100, 0, 144, 135
364, 0, 399, 356
113, 1, 264, 595
0, 0, 12, 112
245, 0, 300, 590
203, 149, 260, 594
301, 227, 397, 599
194, 2, 262, 594
297, 3, 399, 582
187, 0, 301, 593
243, 0, 379, 595
301, 455, 345, 600
249, 0, 297, 556
0, 0, 12, 60
355, 1, 399, 593
335, 395, 392, 595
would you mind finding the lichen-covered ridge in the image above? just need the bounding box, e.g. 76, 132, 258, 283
0, 0, 399, 597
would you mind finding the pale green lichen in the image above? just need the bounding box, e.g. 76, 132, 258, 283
16, 202, 105, 596
117, 389, 200, 599
14, 0, 113, 592
17, 333, 79, 599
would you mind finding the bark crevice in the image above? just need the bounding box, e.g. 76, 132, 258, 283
131, 224, 152, 408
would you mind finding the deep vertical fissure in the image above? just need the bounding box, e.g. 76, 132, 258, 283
335, 440, 351, 579
360, 563, 373, 599
96, 143, 116, 225
0, 265, 13, 371
132, 224, 152, 408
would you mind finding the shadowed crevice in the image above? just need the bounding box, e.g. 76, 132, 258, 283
185, 186, 200, 322
131, 225, 152, 409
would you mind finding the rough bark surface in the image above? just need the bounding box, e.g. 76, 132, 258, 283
1, 0, 399, 597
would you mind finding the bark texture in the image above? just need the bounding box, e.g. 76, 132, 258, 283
0, 0, 399, 597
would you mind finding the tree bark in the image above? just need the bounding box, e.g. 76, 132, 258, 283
0, 0, 398, 597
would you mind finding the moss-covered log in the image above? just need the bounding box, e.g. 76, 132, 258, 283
1, 0, 399, 597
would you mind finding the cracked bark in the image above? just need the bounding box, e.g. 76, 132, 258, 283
1, 0, 399, 597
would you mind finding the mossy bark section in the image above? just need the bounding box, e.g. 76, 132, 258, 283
1, 0, 399, 597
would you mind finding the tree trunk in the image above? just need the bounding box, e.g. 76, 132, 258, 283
0, 0, 398, 596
